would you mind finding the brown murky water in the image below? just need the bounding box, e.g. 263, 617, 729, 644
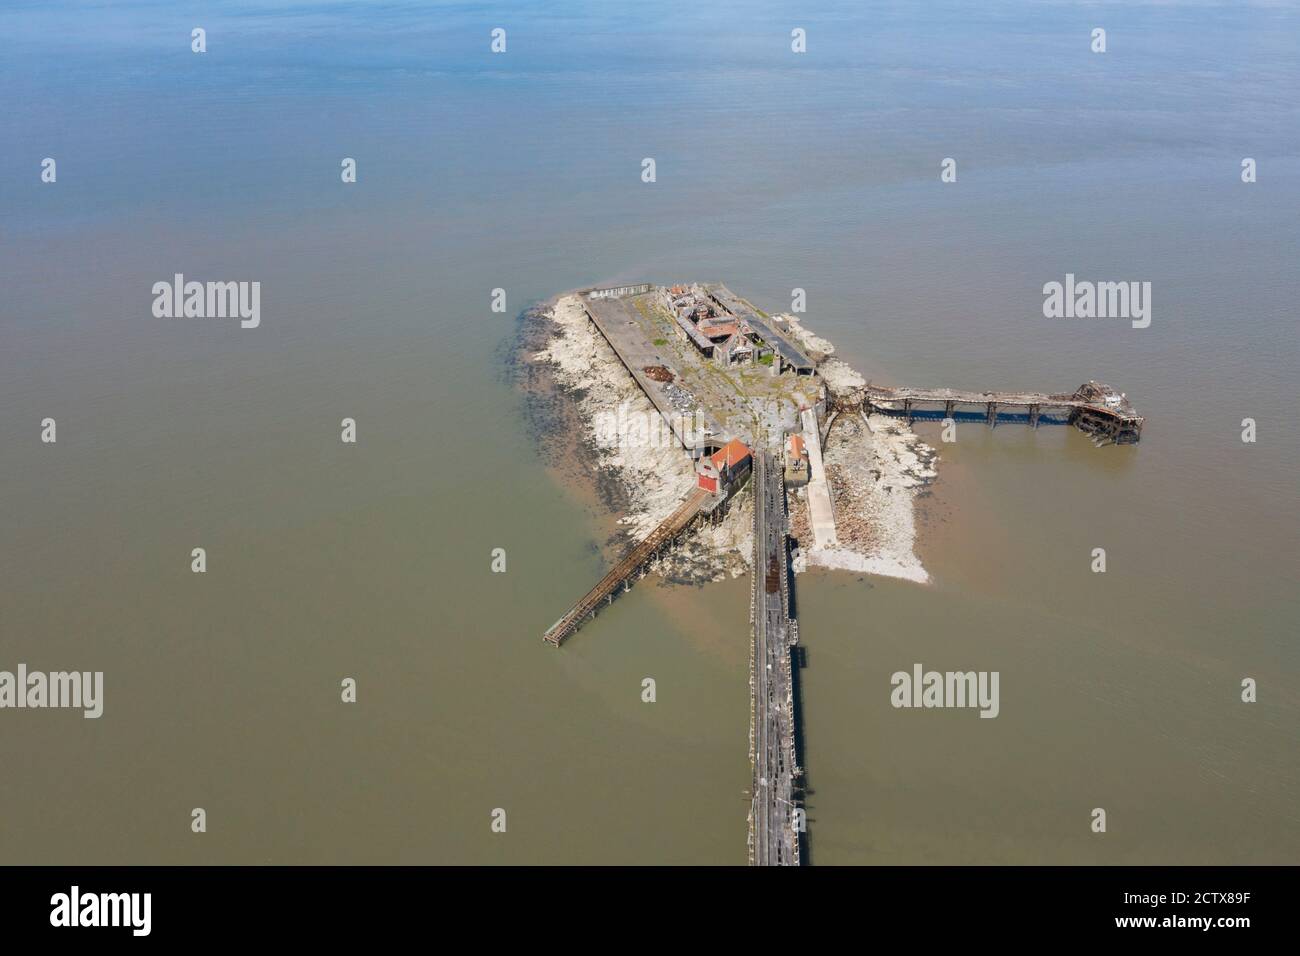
2, 0, 1296, 864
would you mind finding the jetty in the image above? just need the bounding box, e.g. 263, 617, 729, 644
749, 449, 802, 865
542, 487, 714, 647
846, 382, 1144, 446
799, 407, 837, 549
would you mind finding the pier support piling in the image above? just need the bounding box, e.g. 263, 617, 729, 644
858, 381, 1141, 443
542, 487, 712, 646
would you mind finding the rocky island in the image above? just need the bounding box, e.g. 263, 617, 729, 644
529, 282, 941, 596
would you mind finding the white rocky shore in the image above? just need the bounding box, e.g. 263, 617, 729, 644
794, 412, 936, 584
532, 294, 936, 585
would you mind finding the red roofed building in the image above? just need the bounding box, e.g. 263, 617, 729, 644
784, 433, 809, 487
697, 438, 752, 494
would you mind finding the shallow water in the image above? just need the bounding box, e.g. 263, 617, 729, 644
1, 0, 1296, 863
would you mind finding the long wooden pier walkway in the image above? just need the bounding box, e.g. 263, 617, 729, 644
543, 487, 712, 647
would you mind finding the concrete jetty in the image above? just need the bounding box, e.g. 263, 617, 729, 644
800, 407, 837, 550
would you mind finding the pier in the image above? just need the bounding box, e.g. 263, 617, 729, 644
542, 487, 714, 647
749, 450, 802, 865
855, 381, 1143, 445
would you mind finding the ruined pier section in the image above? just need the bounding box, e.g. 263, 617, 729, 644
841, 382, 1143, 446
542, 487, 720, 647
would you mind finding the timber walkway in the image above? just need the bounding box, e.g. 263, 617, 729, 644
542, 487, 712, 647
